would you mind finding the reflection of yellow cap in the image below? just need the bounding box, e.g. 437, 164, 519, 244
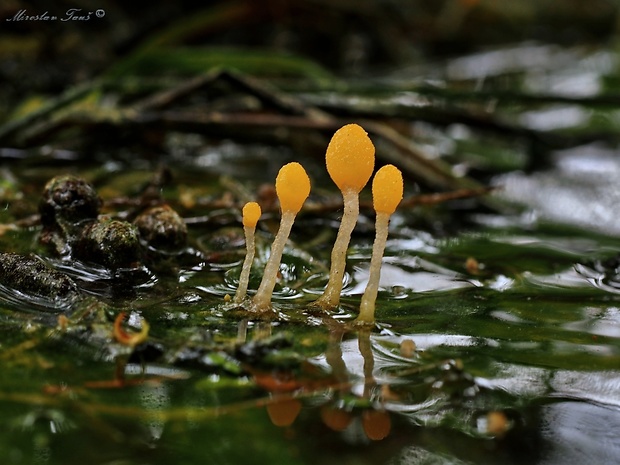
266, 398, 302, 427
242, 202, 261, 228
326, 124, 375, 193
362, 409, 391, 440
372, 164, 403, 214
320, 405, 353, 432
276, 162, 311, 213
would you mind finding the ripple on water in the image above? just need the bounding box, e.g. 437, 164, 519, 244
523, 267, 604, 291
541, 401, 620, 465
561, 306, 620, 338
524, 263, 620, 295
550, 370, 620, 408
44, 257, 156, 296
348, 256, 481, 295
0, 282, 76, 314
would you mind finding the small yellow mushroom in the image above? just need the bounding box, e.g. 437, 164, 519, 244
234, 202, 262, 303
356, 164, 403, 325
251, 163, 311, 312
315, 124, 375, 310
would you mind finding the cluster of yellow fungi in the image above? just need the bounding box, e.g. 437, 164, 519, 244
235, 124, 403, 324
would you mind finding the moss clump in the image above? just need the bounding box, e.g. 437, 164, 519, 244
0, 252, 79, 304
73, 219, 142, 270
39, 175, 101, 227
133, 204, 188, 253
38, 175, 102, 256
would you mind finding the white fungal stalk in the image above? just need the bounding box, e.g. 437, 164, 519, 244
234, 202, 261, 303
315, 124, 375, 310
251, 163, 310, 312
356, 211, 391, 323
355, 164, 403, 325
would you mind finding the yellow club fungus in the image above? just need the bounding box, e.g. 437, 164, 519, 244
315, 124, 375, 310
234, 202, 262, 303
251, 162, 311, 312
356, 164, 403, 325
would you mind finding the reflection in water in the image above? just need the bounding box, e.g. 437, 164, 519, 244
477, 410, 511, 438
266, 397, 302, 427
358, 329, 376, 398
236, 319, 272, 344
258, 327, 509, 448
233, 306, 614, 452
138, 382, 170, 443
320, 405, 353, 432
260, 328, 394, 441
14, 313, 617, 465
361, 409, 391, 441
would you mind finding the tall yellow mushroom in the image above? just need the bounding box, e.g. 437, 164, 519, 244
234, 202, 261, 304
314, 124, 375, 310
355, 164, 403, 325
251, 163, 311, 312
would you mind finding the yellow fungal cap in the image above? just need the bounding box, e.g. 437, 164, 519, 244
372, 165, 403, 214
242, 201, 261, 228
275, 162, 311, 213
325, 124, 375, 193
